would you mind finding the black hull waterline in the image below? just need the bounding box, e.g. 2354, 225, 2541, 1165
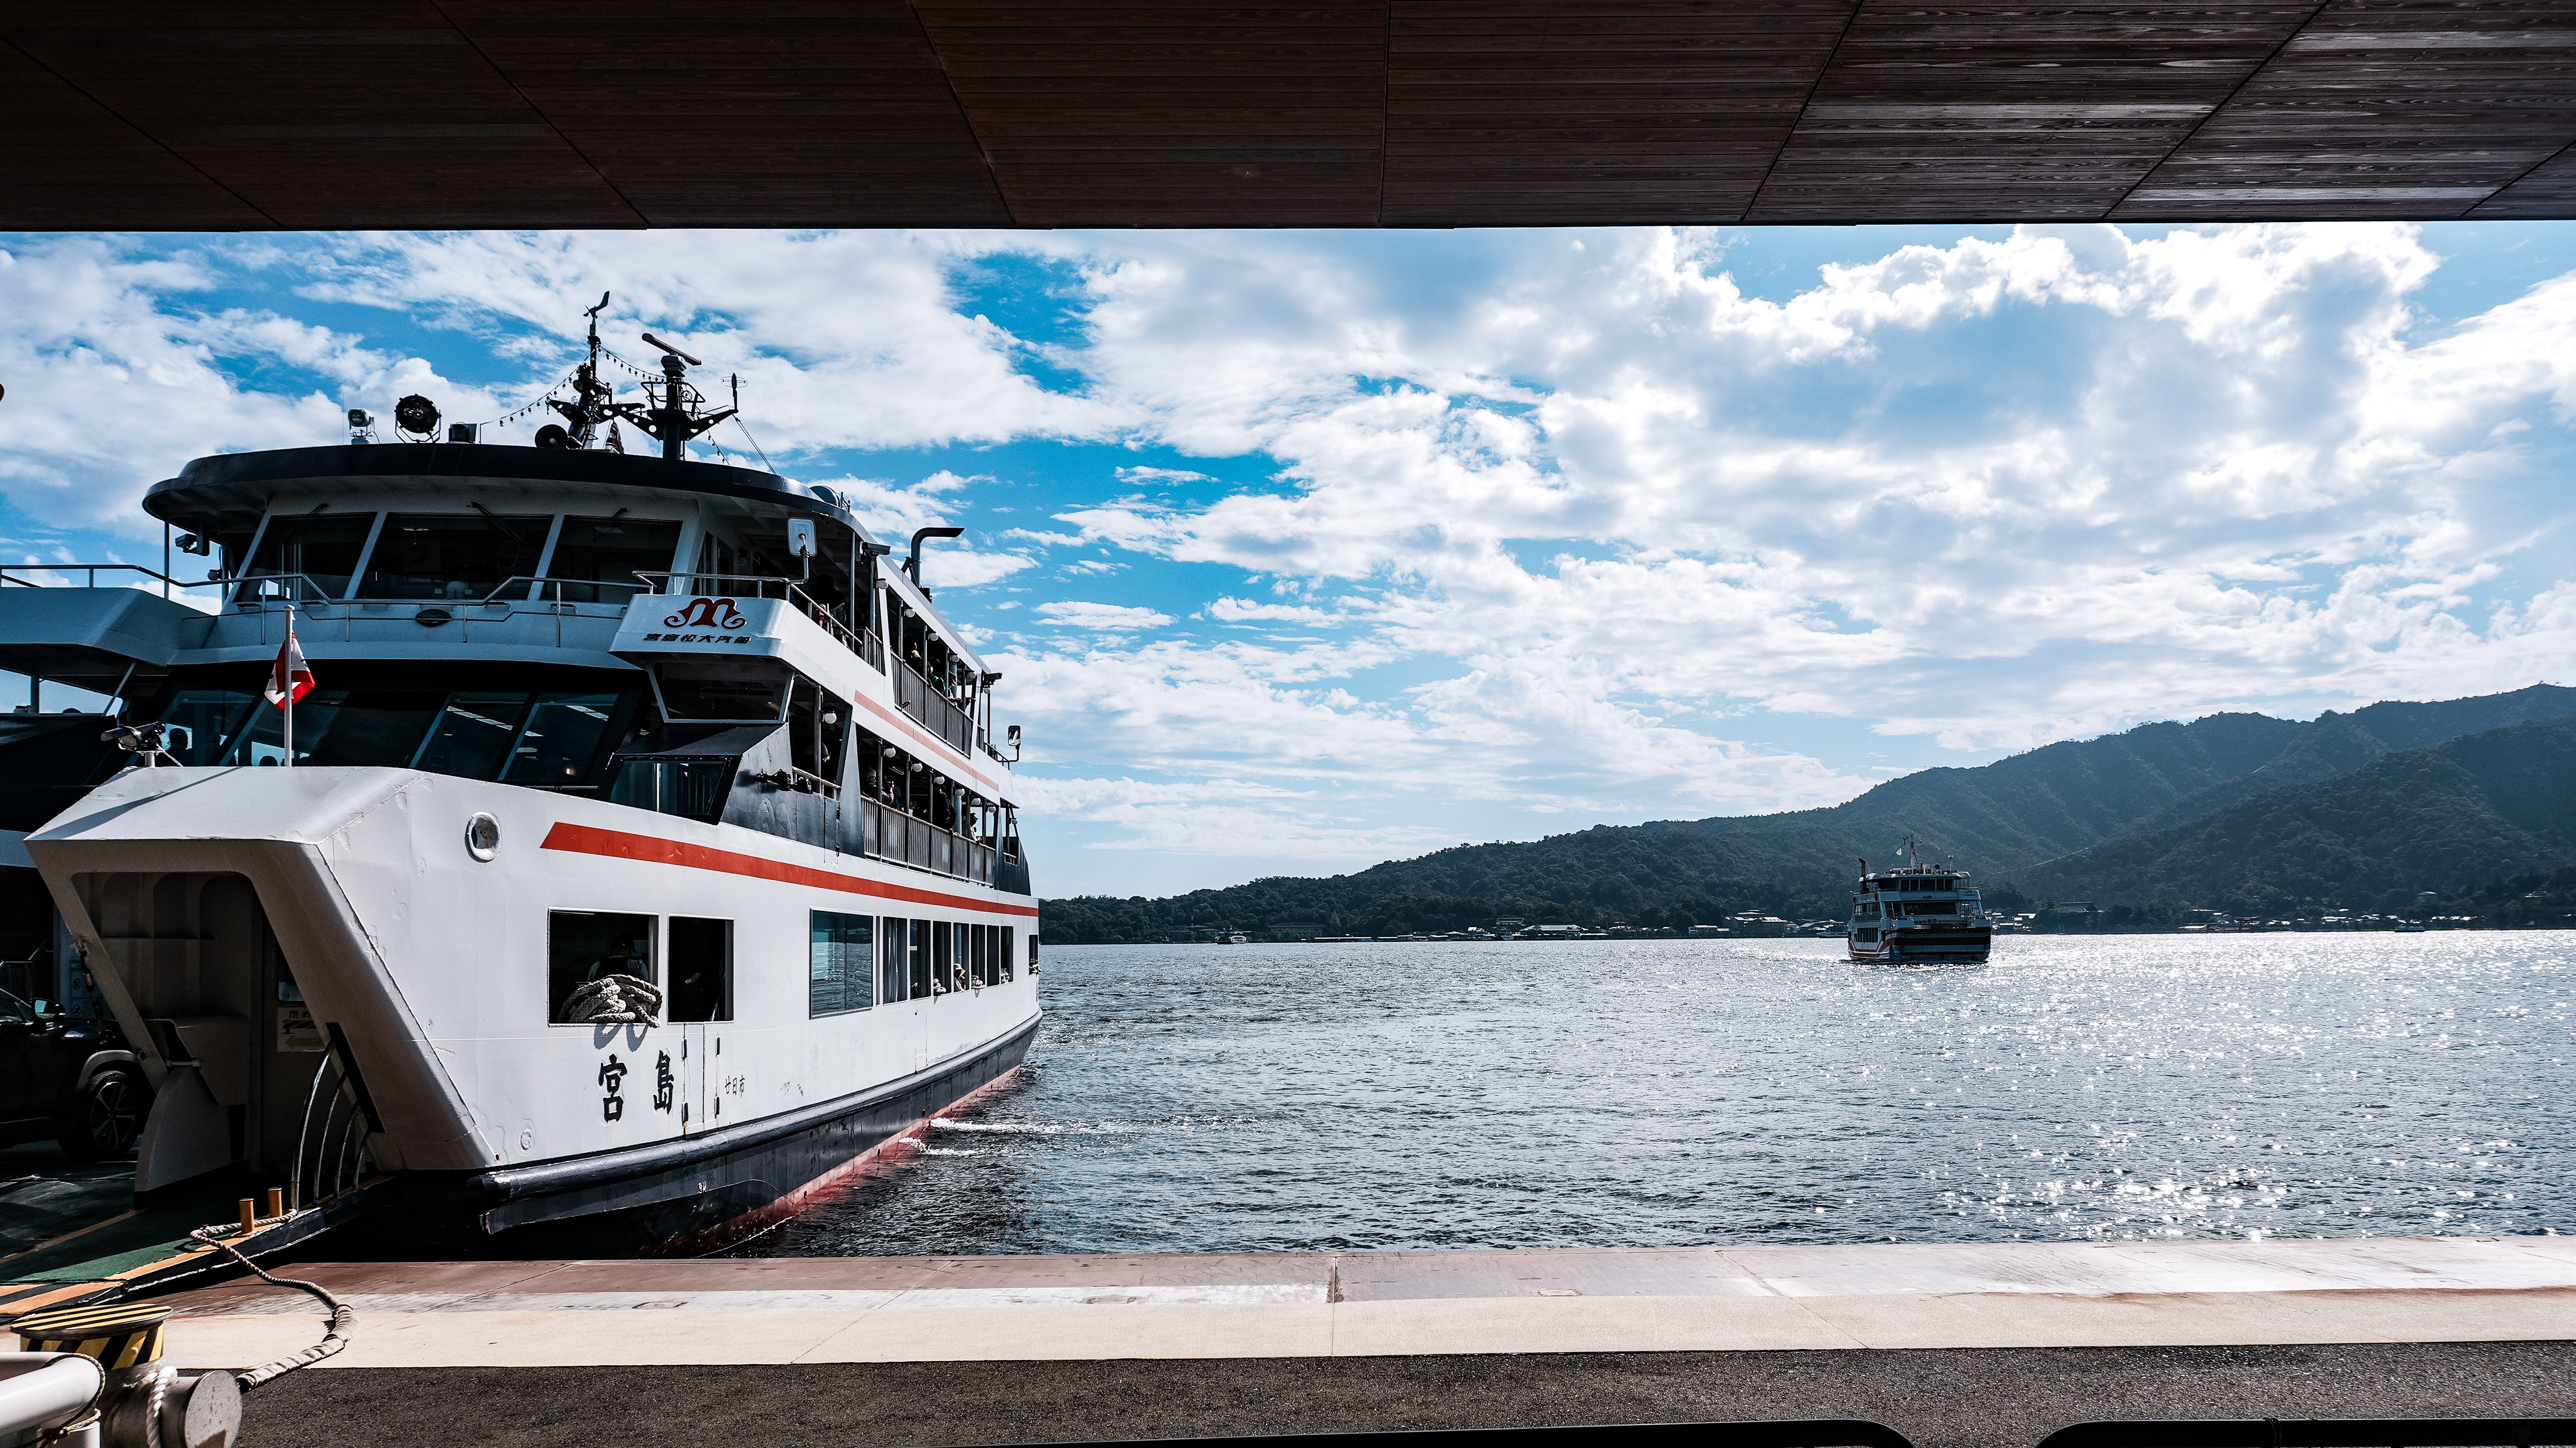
437, 1011, 1039, 1245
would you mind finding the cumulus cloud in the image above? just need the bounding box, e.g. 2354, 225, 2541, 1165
8, 221, 2576, 893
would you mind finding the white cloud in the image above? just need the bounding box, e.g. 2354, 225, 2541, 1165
12, 222, 2576, 894
1034, 601, 1173, 631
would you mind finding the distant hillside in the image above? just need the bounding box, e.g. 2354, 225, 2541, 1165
2026, 715, 2576, 913
1037, 685, 2576, 941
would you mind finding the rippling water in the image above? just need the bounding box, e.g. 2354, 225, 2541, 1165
733, 933, 2576, 1256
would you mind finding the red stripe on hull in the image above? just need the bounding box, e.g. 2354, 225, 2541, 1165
540, 821, 1039, 917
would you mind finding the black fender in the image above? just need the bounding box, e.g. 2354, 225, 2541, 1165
69, 1048, 146, 1101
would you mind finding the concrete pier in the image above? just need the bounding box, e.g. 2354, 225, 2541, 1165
158, 1236, 2576, 1368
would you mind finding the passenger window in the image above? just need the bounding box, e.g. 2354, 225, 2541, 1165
360, 514, 549, 601
909, 919, 931, 998
878, 916, 910, 1003
808, 911, 871, 1017
549, 911, 656, 1024
546, 517, 682, 603
670, 918, 733, 1022
247, 513, 375, 599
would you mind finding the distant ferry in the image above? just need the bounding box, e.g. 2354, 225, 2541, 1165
1846, 838, 1993, 964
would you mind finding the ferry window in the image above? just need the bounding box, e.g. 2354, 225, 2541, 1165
247, 513, 374, 600
968, 924, 986, 986
412, 693, 536, 777
159, 691, 258, 765
549, 911, 656, 1025
657, 673, 786, 723
547, 517, 682, 603
670, 917, 733, 1022
878, 916, 910, 1003
359, 513, 549, 601
608, 759, 732, 821
807, 911, 871, 1017
501, 694, 622, 784
909, 918, 931, 998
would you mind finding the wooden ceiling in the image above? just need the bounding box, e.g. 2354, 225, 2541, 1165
7, 1, 2573, 230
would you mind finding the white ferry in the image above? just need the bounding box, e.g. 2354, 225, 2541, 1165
0, 313, 1038, 1250
1845, 839, 1992, 964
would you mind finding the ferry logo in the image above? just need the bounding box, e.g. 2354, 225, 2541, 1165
664, 597, 747, 630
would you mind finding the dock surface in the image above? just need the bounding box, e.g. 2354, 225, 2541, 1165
157, 1235, 2576, 1368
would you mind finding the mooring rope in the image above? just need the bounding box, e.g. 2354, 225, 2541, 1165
184, 1225, 356, 1387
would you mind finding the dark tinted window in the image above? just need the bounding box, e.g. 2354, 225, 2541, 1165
547, 517, 681, 603
247, 513, 374, 600
671, 917, 732, 1022
359, 514, 548, 601
502, 695, 621, 784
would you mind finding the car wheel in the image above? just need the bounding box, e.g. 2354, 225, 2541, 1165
56, 1069, 147, 1161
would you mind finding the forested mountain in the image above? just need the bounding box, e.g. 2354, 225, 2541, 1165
2025, 715, 2576, 913
1037, 685, 2576, 941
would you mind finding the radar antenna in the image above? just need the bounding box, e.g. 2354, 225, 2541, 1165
604, 331, 737, 461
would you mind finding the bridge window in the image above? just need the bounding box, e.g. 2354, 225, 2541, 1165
808, 911, 872, 1017
247, 512, 375, 600
546, 516, 681, 603
501, 694, 621, 784
607, 758, 731, 820
359, 513, 549, 601
155, 673, 635, 785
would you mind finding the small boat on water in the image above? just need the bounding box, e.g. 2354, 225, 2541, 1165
0, 298, 1040, 1251
1845, 837, 1993, 964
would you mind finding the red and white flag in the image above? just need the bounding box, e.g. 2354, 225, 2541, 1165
265, 624, 315, 708
607, 421, 627, 454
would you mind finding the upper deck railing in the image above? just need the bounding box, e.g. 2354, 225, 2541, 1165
639, 571, 886, 673
1, 563, 198, 594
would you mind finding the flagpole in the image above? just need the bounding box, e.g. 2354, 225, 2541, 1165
282, 601, 294, 768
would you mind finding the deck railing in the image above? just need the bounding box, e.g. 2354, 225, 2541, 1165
0, 562, 196, 594
859, 798, 997, 884
893, 659, 977, 754
638, 572, 886, 674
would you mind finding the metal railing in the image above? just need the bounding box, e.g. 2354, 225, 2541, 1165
639, 571, 886, 673
1016, 1424, 1918, 1448
0, 562, 196, 592
493, 575, 650, 606
894, 658, 977, 754
859, 797, 998, 884
2035, 1422, 2576, 1448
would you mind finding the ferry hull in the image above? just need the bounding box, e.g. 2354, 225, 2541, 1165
1847, 927, 1993, 965
450, 1012, 1036, 1250
27, 764, 1042, 1250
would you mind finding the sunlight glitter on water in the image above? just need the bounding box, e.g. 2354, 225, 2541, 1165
731, 933, 2576, 1257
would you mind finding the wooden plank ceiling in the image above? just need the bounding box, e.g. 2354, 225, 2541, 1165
5, 0, 2571, 229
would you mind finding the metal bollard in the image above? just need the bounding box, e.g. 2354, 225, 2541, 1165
10, 1303, 241, 1448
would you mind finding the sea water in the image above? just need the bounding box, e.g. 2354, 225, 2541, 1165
732, 933, 2576, 1256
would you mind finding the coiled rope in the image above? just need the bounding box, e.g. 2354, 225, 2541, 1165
184, 1226, 355, 1387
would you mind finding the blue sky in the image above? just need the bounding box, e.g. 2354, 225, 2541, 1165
4, 223, 2576, 897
